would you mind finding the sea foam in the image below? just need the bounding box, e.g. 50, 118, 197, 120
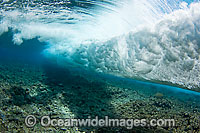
0, 0, 200, 89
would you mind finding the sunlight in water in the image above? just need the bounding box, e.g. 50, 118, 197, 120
0, 0, 200, 89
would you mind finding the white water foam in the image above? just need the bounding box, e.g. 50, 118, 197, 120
0, 0, 200, 89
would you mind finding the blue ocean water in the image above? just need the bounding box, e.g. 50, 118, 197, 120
0, 29, 200, 103
1, 0, 200, 94
0, 0, 200, 131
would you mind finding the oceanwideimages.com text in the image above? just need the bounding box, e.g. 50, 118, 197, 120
25, 115, 175, 129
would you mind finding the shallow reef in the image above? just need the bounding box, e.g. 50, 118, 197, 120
0, 62, 199, 132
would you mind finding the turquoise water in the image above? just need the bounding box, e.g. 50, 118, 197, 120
1, 0, 200, 89
1, 0, 200, 90
0, 0, 200, 132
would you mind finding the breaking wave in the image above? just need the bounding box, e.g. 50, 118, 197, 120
0, 0, 200, 89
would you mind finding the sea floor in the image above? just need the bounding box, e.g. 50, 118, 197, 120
0, 60, 200, 132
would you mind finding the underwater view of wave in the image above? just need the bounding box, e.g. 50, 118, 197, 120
1, 0, 200, 132
0, 0, 200, 90
0, 0, 200, 89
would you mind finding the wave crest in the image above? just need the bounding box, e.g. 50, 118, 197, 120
57, 2, 200, 89
1, 1, 200, 89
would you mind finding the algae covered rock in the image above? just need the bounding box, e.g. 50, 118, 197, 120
6, 86, 32, 106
